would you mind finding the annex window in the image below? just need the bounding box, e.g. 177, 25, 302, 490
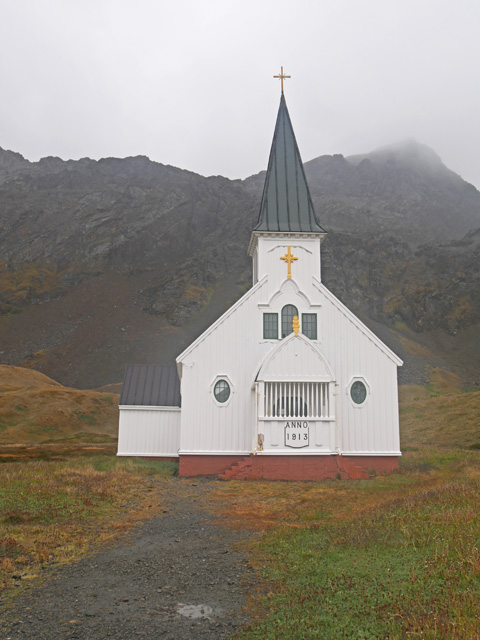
281, 304, 298, 338
263, 382, 330, 418
302, 313, 317, 340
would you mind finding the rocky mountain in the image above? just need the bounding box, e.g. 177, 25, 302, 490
247, 140, 480, 244
0, 141, 479, 388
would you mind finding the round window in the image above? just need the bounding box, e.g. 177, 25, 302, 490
350, 380, 367, 405
214, 379, 231, 403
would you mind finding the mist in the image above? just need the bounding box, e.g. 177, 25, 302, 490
0, 0, 479, 187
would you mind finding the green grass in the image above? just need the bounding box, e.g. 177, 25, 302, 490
0, 456, 175, 526
425, 383, 441, 397
0, 452, 177, 590
89, 455, 178, 476
226, 449, 480, 639
75, 411, 97, 423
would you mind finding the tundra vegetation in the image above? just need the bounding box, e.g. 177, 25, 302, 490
0, 450, 176, 593
1, 366, 479, 638
214, 447, 480, 639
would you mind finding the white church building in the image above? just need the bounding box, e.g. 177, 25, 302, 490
118, 90, 402, 480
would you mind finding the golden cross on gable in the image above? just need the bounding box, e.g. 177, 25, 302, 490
273, 66, 291, 93
292, 315, 300, 337
280, 246, 298, 279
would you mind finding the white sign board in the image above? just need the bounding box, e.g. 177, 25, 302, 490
284, 421, 309, 448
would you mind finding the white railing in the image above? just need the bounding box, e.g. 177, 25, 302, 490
263, 382, 330, 419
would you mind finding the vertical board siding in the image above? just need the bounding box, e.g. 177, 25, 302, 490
178, 237, 400, 456
179, 279, 272, 454
318, 286, 400, 454
118, 408, 180, 456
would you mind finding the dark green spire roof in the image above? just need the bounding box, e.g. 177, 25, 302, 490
254, 94, 325, 234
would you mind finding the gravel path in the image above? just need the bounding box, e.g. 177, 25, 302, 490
0, 478, 254, 639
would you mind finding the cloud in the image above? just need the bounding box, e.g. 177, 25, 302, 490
0, 0, 479, 187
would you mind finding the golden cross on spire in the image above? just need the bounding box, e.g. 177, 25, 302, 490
280, 246, 298, 278
274, 66, 291, 93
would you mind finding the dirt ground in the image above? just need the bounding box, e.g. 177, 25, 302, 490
0, 477, 255, 639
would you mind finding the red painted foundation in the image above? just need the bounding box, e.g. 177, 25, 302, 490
179, 455, 248, 477
179, 454, 399, 480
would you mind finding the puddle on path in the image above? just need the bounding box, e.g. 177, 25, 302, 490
177, 603, 222, 620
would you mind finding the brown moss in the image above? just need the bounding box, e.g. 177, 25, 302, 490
182, 285, 207, 301
0, 262, 81, 313
0, 366, 118, 444
445, 296, 475, 326
430, 368, 464, 395
399, 385, 480, 448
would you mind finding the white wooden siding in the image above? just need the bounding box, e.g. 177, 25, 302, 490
177, 235, 401, 457
313, 280, 401, 455
255, 236, 322, 288
257, 332, 334, 381
257, 418, 336, 454
117, 407, 180, 457
178, 279, 272, 455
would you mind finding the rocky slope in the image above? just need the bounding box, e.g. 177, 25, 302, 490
322, 227, 480, 336
0, 142, 479, 388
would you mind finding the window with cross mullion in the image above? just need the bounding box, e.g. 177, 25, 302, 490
302, 313, 317, 340
263, 313, 278, 339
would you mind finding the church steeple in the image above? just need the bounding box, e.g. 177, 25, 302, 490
253, 93, 325, 234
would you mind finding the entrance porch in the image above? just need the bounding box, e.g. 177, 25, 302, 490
255, 380, 336, 454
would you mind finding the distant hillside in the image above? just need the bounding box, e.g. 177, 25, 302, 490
3, 364, 478, 452
0, 365, 118, 443
0, 141, 479, 388
399, 368, 480, 449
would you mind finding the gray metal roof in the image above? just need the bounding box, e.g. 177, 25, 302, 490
120, 364, 181, 407
254, 94, 325, 234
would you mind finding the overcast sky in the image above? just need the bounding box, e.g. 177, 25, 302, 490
1, 0, 479, 187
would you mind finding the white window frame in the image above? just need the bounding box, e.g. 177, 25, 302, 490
211, 374, 234, 407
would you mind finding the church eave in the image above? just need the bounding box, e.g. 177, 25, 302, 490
248, 230, 327, 257
312, 277, 404, 367
176, 275, 269, 363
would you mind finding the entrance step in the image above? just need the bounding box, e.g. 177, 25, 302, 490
218, 455, 255, 480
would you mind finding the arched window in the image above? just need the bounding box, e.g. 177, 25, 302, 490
281, 304, 298, 338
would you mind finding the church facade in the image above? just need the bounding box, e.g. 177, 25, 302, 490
118, 93, 402, 480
